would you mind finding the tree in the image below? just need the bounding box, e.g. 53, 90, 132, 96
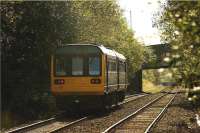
155, 1, 200, 88
1, 1, 146, 119
1, 1, 75, 117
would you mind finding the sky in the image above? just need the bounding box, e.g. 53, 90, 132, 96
118, 0, 164, 45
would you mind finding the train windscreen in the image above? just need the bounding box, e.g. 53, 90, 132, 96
54, 55, 101, 76
89, 57, 100, 75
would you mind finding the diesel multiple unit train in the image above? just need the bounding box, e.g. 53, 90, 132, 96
51, 44, 127, 109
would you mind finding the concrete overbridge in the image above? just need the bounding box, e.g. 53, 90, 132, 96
130, 44, 173, 93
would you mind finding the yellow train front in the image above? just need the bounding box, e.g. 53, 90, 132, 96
51, 44, 127, 109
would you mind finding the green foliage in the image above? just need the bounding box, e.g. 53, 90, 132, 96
143, 70, 157, 83
142, 79, 168, 94
1, 1, 72, 117
143, 68, 176, 85
155, 1, 200, 88
64, 1, 146, 74
1, 0, 145, 121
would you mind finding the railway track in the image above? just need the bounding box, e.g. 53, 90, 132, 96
102, 92, 177, 133
5, 94, 147, 133
50, 93, 162, 132
119, 94, 148, 105
5, 114, 87, 133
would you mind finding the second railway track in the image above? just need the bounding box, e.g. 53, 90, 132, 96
50, 93, 162, 133
102, 92, 177, 133
5, 94, 147, 133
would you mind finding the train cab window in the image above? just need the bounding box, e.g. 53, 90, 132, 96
55, 57, 66, 76
89, 57, 100, 75
72, 57, 83, 76
55, 57, 71, 76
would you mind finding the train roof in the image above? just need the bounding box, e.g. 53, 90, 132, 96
98, 45, 126, 61
57, 44, 126, 61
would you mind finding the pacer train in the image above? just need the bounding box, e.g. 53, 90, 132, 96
51, 44, 127, 109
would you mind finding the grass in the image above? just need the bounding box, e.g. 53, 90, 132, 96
143, 79, 168, 93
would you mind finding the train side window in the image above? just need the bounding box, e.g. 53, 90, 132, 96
108, 61, 116, 72
89, 56, 100, 75
108, 62, 111, 71
119, 62, 124, 72
112, 62, 117, 71
72, 57, 83, 75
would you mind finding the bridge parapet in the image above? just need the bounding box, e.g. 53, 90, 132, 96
143, 44, 172, 69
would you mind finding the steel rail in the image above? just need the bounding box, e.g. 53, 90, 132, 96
144, 92, 177, 133
6, 116, 88, 133
101, 93, 166, 133
48, 94, 149, 133
48, 94, 148, 133
49, 117, 87, 133
119, 94, 148, 105
6, 117, 56, 133
125, 93, 147, 99
5, 94, 148, 133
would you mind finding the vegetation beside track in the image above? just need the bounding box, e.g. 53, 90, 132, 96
155, 1, 200, 108
143, 79, 167, 93
1, 1, 150, 129
1, 0, 200, 130
155, 1, 200, 89
142, 69, 175, 93
151, 93, 200, 132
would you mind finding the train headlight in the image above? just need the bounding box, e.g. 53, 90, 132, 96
54, 79, 65, 84
91, 79, 101, 84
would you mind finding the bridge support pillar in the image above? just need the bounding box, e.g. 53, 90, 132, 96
128, 69, 142, 93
